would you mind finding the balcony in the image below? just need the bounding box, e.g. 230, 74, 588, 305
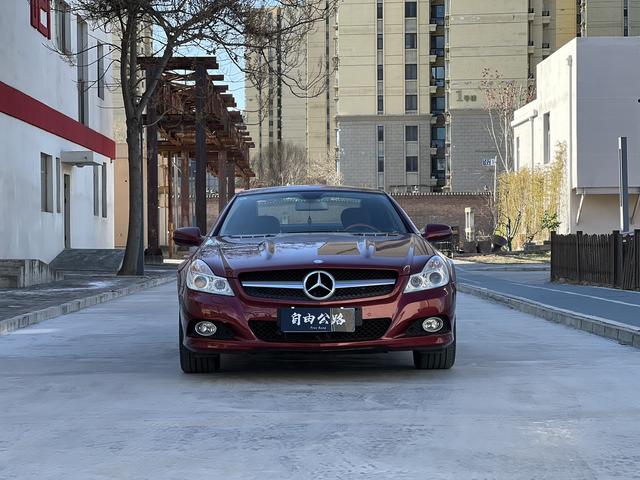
429, 54, 438, 64
528, 7, 535, 21
429, 23, 437, 32
542, 42, 550, 50
430, 48, 444, 57
528, 40, 534, 54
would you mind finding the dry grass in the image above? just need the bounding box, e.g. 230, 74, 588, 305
459, 253, 550, 265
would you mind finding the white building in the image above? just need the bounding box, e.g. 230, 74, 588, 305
512, 37, 640, 234
0, 0, 115, 264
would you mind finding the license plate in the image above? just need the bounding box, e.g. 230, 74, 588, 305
278, 307, 356, 333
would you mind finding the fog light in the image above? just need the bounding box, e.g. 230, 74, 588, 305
195, 321, 217, 336
421, 317, 444, 333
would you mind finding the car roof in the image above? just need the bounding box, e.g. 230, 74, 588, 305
236, 185, 387, 196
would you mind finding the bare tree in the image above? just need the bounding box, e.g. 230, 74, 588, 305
479, 68, 534, 173
64, 0, 334, 275
251, 141, 341, 187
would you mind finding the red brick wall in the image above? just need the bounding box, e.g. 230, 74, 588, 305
391, 193, 494, 237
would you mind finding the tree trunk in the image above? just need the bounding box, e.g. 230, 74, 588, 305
118, 118, 144, 276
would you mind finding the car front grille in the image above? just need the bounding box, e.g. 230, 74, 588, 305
249, 318, 392, 343
239, 269, 398, 301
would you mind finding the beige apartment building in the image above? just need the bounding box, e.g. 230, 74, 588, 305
246, 0, 640, 193
244, 9, 337, 170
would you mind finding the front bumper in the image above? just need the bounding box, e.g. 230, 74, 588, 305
180, 282, 456, 354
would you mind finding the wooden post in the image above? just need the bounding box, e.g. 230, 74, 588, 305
145, 71, 162, 261
218, 150, 228, 213
635, 229, 640, 290
167, 153, 174, 258
613, 230, 622, 288
575, 231, 582, 283
180, 152, 190, 227
195, 61, 207, 234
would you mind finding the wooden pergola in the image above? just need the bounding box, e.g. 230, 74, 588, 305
140, 56, 254, 258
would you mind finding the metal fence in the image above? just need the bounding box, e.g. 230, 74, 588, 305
551, 230, 640, 290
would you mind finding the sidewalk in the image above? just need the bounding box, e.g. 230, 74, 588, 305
0, 266, 177, 335
456, 262, 640, 349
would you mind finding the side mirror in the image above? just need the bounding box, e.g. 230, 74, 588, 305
423, 224, 453, 242
173, 227, 204, 247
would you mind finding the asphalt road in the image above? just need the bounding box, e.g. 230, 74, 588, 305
457, 265, 640, 328
2, 283, 640, 480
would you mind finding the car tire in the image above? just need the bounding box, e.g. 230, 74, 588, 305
413, 326, 456, 370
179, 321, 220, 374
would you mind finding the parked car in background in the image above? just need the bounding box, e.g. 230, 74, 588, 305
174, 186, 456, 372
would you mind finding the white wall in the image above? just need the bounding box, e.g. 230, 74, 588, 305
0, 1, 115, 263
512, 37, 640, 234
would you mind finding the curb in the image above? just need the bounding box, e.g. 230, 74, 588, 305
458, 282, 640, 349
0, 275, 175, 336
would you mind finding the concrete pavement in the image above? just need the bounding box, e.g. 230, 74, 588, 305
2, 283, 640, 479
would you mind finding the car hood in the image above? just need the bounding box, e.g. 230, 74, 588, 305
197, 233, 435, 277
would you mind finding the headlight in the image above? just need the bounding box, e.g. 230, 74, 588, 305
186, 259, 234, 296
404, 254, 450, 293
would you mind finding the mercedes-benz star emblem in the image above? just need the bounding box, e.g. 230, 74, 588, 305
303, 270, 336, 300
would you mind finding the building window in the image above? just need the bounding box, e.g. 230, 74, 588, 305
377, 125, 384, 142
41, 153, 53, 213
431, 126, 445, 147
405, 33, 417, 49
378, 156, 385, 173
405, 95, 417, 112
97, 42, 105, 100
377, 65, 384, 81
430, 35, 445, 56
405, 2, 417, 18
431, 66, 445, 86
54, 0, 71, 53
77, 18, 89, 125
101, 163, 108, 218
405, 125, 418, 142
56, 158, 62, 213
93, 166, 100, 216
431, 5, 445, 24
624, 0, 629, 36
377, 1, 383, 19
406, 156, 418, 173
377, 34, 383, 50
30, 0, 51, 38
405, 64, 417, 80
543, 112, 551, 164
377, 95, 384, 113
431, 96, 445, 112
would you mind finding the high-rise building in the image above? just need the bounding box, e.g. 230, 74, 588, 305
336, 0, 446, 193
244, 8, 337, 169
246, 0, 640, 192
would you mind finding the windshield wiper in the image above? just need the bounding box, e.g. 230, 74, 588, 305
349, 232, 402, 237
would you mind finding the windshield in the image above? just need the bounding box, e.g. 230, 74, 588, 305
218, 191, 410, 236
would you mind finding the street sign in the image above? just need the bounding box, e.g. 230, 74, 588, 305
482, 158, 496, 167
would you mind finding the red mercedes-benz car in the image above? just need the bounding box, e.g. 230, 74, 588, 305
174, 186, 456, 373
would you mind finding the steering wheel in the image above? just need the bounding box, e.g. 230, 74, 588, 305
344, 223, 381, 233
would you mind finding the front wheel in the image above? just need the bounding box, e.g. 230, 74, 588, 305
413, 329, 456, 370
179, 321, 220, 373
